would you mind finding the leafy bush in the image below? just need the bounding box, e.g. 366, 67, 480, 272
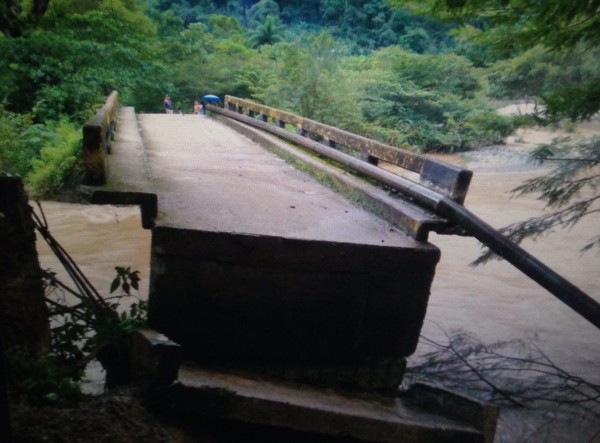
354, 48, 502, 151
26, 118, 82, 198
0, 107, 52, 176
465, 111, 517, 144
7, 263, 147, 405
6, 347, 82, 406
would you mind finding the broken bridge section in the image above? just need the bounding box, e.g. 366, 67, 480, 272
136, 112, 440, 385
85, 103, 497, 442
88, 106, 443, 386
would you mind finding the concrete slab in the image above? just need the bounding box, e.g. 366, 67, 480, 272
150, 364, 490, 443
149, 226, 438, 369
138, 113, 427, 248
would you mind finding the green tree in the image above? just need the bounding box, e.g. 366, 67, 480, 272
0, 107, 51, 176
248, 15, 284, 47
1, 0, 173, 193
26, 118, 82, 198
231, 63, 274, 100
487, 45, 600, 112
393, 0, 600, 121
396, 0, 600, 51
160, 13, 261, 108
258, 33, 359, 128
353, 46, 506, 151
247, 0, 280, 26
394, 0, 600, 255
398, 27, 433, 53
207, 13, 244, 38
0, 1, 172, 119
0, 0, 49, 37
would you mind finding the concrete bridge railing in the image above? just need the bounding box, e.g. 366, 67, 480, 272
223, 96, 473, 204
82, 91, 119, 185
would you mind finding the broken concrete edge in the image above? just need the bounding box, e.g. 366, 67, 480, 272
150, 386, 479, 443
79, 186, 157, 229
214, 114, 450, 242
130, 328, 182, 391
150, 225, 440, 269
180, 358, 407, 394
146, 366, 490, 443
133, 324, 408, 394
131, 327, 498, 442
404, 382, 500, 443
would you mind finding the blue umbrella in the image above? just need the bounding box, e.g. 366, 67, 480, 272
202, 94, 221, 103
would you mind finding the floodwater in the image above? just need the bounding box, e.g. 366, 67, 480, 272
419, 120, 600, 385
418, 163, 600, 384
35, 202, 151, 306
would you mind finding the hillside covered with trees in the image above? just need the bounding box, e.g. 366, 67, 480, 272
2, 0, 597, 199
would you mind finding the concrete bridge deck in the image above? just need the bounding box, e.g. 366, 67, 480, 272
136, 111, 427, 249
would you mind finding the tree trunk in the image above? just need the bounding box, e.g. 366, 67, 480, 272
0, 177, 51, 395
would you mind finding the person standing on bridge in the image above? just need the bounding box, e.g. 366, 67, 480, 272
164, 95, 173, 114
193, 100, 201, 115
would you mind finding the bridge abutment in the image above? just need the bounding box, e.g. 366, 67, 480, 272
148, 226, 439, 391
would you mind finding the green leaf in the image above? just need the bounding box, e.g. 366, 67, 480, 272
45, 392, 59, 402
109, 277, 120, 294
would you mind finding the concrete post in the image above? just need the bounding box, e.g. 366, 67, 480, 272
323, 138, 336, 149
83, 91, 119, 185
361, 149, 379, 166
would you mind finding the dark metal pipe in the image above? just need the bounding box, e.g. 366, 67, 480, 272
436, 198, 600, 330
208, 104, 600, 330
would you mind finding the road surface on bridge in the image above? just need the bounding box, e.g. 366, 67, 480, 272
135, 111, 426, 249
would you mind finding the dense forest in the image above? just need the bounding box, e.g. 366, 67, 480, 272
1, 0, 599, 197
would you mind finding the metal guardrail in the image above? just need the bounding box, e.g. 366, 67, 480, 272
223, 96, 473, 204
83, 91, 119, 185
